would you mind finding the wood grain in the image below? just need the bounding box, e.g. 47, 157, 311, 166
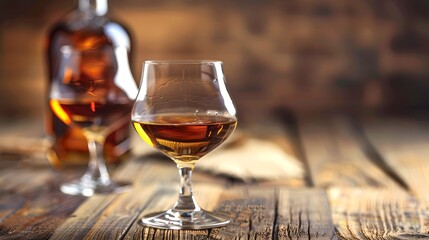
209, 187, 276, 239
123, 184, 221, 240
49, 156, 171, 240
4, 117, 429, 239
49, 194, 118, 240
298, 117, 404, 190
329, 187, 429, 239
73, 155, 337, 240
297, 116, 429, 239
50, 153, 228, 240
275, 188, 338, 240
124, 185, 338, 239
361, 118, 429, 203
0, 164, 84, 240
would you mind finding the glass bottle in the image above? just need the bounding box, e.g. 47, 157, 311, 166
46, 0, 135, 168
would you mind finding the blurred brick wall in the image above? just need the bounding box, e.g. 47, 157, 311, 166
1, 0, 429, 123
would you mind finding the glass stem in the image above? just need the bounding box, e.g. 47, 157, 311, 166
82, 136, 111, 185
172, 167, 201, 215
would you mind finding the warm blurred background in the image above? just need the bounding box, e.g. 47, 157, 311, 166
1, 0, 429, 125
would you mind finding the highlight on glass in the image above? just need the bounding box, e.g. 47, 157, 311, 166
49, 46, 137, 196
131, 60, 237, 229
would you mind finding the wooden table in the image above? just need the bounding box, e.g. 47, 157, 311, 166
0, 115, 429, 239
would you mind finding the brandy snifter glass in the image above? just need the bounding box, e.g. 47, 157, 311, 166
131, 60, 237, 229
49, 46, 137, 196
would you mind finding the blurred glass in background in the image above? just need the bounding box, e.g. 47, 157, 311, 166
1, 0, 429, 126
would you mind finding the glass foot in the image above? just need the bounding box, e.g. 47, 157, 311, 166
60, 179, 130, 197
141, 209, 230, 230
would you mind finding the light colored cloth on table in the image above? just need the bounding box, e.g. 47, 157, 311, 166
0, 124, 305, 182
0, 136, 50, 163
132, 132, 304, 182
0, 120, 49, 163
198, 138, 304, 182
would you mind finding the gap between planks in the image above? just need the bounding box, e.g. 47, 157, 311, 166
296, 115, 429, 239
0, 162, 85, 239
329, 187, 429, 239
297, 116, 405, 190
50, 155, 338, 240
360, 118, 429, 203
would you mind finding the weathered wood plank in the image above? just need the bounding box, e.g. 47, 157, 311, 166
0, 163, 85, 240
0, 191, 25, 223
49, 194, 118, 240
123, 184, 221, 240
297, 116, 429, 239
49, 156, 174, 240
209, 187, 276, 239
51, 153, 229, 240
0, 166, 57, 195
361, 118, 429, 203
275, 188, 338, 240
124, 186, 337, 240
124, 185, 278, 240
298, 117, 404, 190
329, 187, 429, 239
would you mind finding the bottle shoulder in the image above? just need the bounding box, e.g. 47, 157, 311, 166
48, 12, 132, 49
49, 10, 130, 34
103, 21, 132, 49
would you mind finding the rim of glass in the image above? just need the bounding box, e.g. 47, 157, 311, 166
144, 60, 223, 65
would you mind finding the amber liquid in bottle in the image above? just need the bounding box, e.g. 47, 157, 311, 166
132, 115, 237, 167
50, 100, 133, 131
46, 0, 134, 168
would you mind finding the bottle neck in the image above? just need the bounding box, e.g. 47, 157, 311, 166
79, 0, 108, 16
